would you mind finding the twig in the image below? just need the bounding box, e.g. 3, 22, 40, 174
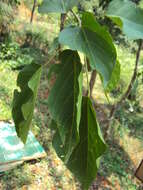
117, 40, 142, 106
30, 0, 37, 23
60, 13, 67, 31
89, 70, 97, 97
58, 13, 67, 52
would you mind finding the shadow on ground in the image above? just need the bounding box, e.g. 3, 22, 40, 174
90, 104, 143, 190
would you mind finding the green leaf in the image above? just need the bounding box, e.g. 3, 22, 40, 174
12, 63, 42, 143
38, 0, 79, 14
59, 12, 117, 88
107, 0, 143, 40
105, 60, 120, 92
53, 96, 107, 190
47, 50, 83, 161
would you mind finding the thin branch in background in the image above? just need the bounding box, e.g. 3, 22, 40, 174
58, 13, 67, 52
89, 70, 97, 98
104, 40, 143, 140
30, 0, 37, 23
60, 13, 67, 31
85, 58, 97, 97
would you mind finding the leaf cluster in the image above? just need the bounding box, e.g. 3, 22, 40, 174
12, 0, 143, 189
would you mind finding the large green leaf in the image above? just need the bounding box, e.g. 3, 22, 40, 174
53, 96, 107, 190
12, 63, 42, 143
47, 50, 83, 161
59, 12, 117, 88
38, 0, 79, 14
107, 0, 143, 40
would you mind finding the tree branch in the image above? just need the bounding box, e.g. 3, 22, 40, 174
30, 0, 37, 23
58, 13, 67, 52
104, 40, 143, 139
116, 40, 142, 106
60, 13, 67, 31
90, 70, 97, 98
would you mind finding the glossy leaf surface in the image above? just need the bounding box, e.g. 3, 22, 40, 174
47, 50, 83, 161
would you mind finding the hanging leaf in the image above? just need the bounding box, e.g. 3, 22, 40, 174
107, 0, 143, 40
47, 50, 83, 161
105, 60, 120, 92
12, 63, 42, 143
38, 0, 79, 14
53, 96, 107, 190
59, 12, 117, 88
